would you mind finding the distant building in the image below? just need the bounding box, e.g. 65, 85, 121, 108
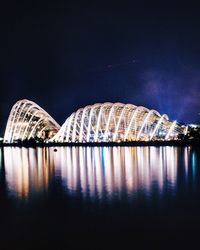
3, 100, 187, 143
188, 124, 200, 128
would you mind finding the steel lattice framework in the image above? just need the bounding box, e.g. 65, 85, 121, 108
52, 102, 186, 142
4, 99, 60, 143
3, 100, 187, 143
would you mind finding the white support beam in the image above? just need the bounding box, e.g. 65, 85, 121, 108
136, 110, 154, 141
28, 117, 44, 139
72, 109, 82, 142
113, 104, 127, 141
124, 107, 140, 141
66, 114, 75, 142
11, 101, 28, 142
86, 107, 95, 142
165, 120, 177, 140
79, 106, 90, 142
103, 103, 122, 142
21, 109, 40, 141
94, 104, 108, 142
149, 114, 166, 140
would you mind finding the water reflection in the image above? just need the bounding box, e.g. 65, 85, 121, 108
2, 146, 196, 200
54, 147, 180, 200
4, 147, 54, 198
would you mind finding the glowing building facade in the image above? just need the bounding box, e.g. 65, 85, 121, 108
4, 100, 187, 143
52, 102, 186, 142
4, 99, 60, 143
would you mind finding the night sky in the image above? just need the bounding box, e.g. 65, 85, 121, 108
1, 1, 200, 135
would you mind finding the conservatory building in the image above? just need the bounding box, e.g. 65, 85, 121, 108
3, 100, 187, 143
3, 99, 60, 143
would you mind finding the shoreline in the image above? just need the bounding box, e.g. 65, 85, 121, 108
0, 140, 199, 148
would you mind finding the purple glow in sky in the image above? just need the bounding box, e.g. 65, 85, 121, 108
0, 1, 200, 134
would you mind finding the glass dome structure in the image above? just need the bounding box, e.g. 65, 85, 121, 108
4, 99, 60, 143
52, 102, 186, 142
4, 100, 187, 143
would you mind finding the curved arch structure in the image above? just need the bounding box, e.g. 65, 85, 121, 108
3, 100, 187, 143
52, 102, 186, 143
4, 99, 60, 143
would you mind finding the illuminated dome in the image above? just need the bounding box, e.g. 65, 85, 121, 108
4, 100, 187, 143
52, 102, 186, 142
4, 99, 60, 143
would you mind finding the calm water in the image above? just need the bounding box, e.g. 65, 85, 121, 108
0, 146, 200, 249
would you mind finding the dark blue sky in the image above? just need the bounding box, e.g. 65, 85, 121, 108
1, 1, 200, 134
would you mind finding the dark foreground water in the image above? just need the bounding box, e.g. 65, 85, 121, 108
0, 146, 200, 249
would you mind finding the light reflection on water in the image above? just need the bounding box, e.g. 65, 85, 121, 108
3, 147, 54, 198
2, 146, 194, 201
